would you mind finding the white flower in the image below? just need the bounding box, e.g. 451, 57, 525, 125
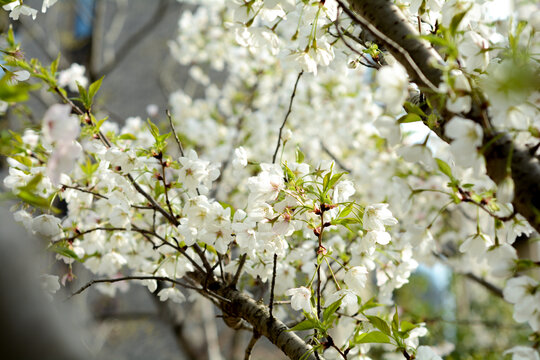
363, 203, 398, 231
364, 230, 391, 245
344, 266, 368, 294
446, 70, 472, 114
333, 180, 355, 203
3, 1, 38, 20
32, 214, 63, 239
503, 276, 540, 330
13, 210, 33, 232
146, 104, 159, 117
158, 287, 186, 303
42, 0, 58, 13
459, 233, 492, 257
232, 146, 248, 168
40, 274, 60, 300
397, 145, 435, 171
178, 149, 211, 191
8, 70, 30, 85
103, 148, 139, 173
503, 346, 540, 360
486, 244, 517, 277
98, 252, 127, 275
445, 116, 483, 168
286, 286, 312, 313
416, 345, 442, 360
247, 164, 285, 203
295, 51, 318, 75
47, 140, 82, 185
58, 63, 88, 92
375, 63, 409, 114
42, 104, 80, 144
497, 176, 515, 204
22, 129, 39, 147
458, 31, 489, 72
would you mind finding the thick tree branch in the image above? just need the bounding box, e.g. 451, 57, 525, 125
217, 286, 321, 360
346, 0, 540, 232
184, 271, 321, 360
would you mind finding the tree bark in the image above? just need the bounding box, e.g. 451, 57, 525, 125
217, 287, 320, 360
186, 271, 321, 360
348, 0, 540, 232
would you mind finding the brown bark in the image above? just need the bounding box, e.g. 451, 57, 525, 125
186, 271, 321, 360
217, 287, 320, 360
348, 0, 540, 232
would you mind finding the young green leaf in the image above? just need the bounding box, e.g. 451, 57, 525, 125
88, 76, 104, 105
354, 331, 391, 344
322, 298, 342, 324
289, 318, 320, 332
366, 315, 391, 336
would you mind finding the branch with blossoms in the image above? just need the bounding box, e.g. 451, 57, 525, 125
341, 0, 540, 233
2, 1, 540, 360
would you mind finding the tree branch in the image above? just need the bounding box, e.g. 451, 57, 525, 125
272, 71, 303, 163
345, 0, 540, 232
217, 285, 322, 360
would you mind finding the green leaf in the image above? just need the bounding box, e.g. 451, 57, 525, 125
16, 190, 59, 213
6, 24, 15, 46
366, 315, 391, 336
449, 7, 471, 36
289, 318, 320, 332
118, 133, 137, 140
20, 173, 44, 192
338, 203, 353, 219
392, 306, 399, 334
398, 113, 422, 124
50, 53, 60, 76
50, 245, 79, 260
327, 172, 346, 191
435, 158, 453, 179
399, 321, 418, 334
147, 118, 160, 139
88, 76, 104, 105
0, 77, 38, 102
295, 146, 305, 163
323, 298, 342, 324
11, 155, 32, 167
322, 171, 332, 192
359, 297, 383, 312
355, 331, 391, 344
76, 81, 90, 109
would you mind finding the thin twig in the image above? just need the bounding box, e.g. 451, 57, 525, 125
231, 253, 247, 287
127, 173, 179, 226
269, 253, 278, 318
167, 109, 185, 157
272, 71, 303, 163
244, 331, 261, 360
320, 142, 352, 173
67, 275, 198, 300
192, 243, 214, 275
160, 159, 175, 216
60, 184, 108, 199
464, 272, 504, 298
